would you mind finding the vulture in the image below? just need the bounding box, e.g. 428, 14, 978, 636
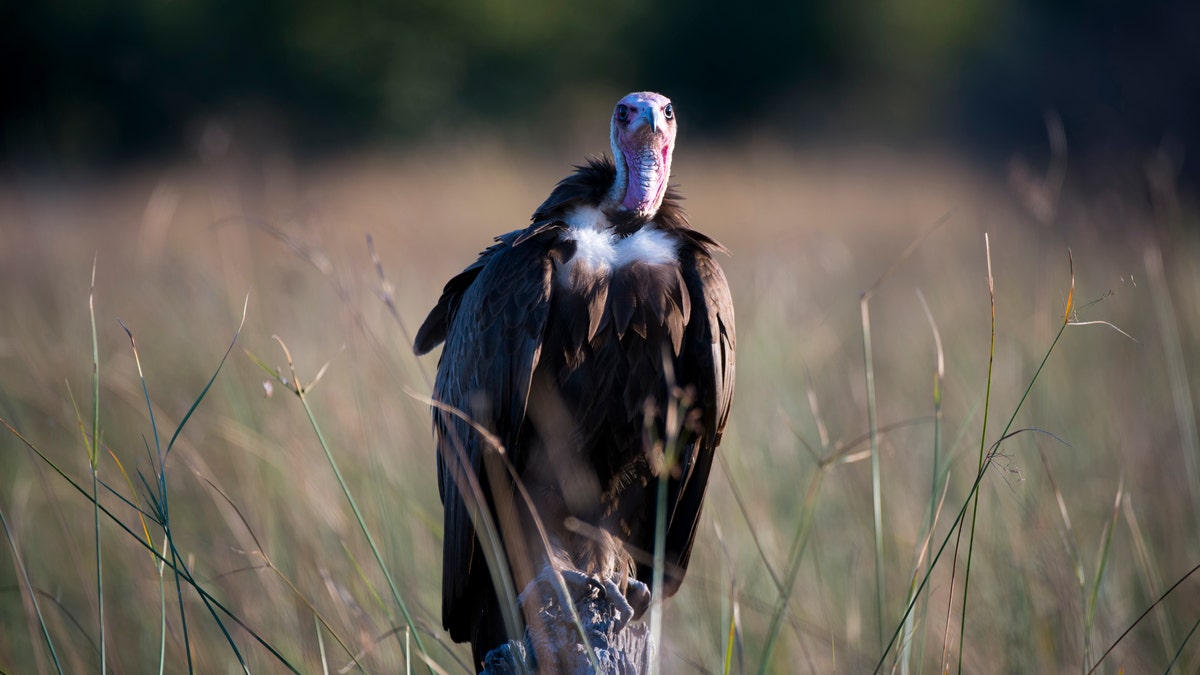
413, 91, 736, 667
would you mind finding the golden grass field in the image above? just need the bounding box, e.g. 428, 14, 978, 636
1, 141, 1198, 673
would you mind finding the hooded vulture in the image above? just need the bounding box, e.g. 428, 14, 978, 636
414, 91, 736, 667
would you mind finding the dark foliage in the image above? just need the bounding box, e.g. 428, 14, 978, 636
2, 0, 1195, 180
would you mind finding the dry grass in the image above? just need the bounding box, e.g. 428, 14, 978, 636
1, 142, 1198, 673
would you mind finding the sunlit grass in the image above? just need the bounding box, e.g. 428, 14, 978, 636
1, 145, 1198, 673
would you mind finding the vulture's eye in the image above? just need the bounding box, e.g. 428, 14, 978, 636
616, 104, 629, 122
664, 103, 674, 120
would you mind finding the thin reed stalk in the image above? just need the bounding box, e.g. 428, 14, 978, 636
88, 260, 106, 675
956, 233, 996, 674
859, 294, 886, 652
899, 288, 945, 675
265, 336, 435, 674
758, 466, 827, 672
0, 505, 65, 675
878, 246, 1076, 673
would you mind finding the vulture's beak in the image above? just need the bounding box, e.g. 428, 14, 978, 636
644, 107, 661, 134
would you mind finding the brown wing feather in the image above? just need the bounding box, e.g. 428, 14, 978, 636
417, 224, 561, 646
414, 238, 509, 356
654, 239, 736, 595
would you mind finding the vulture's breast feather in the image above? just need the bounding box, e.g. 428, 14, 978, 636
547, 205, 691, 358
554, 206, 680, 286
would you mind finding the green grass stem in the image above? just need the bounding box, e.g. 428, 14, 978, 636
878, 248, 1077, 673
1087, 559, 1200, 674
267, 336, 435, 674
1123, 496, 1179, 663
1166, 615, 1200, 674
3, 414, 305, 672
120, 317, 192, 672
88, 260, 106, 675
900, 288, 946, 675
859, 214, 950, 658
1083, 479, 1123, 668
122, 303, 258, 673
957, 233, 997, 674
859, 294, 886, 653
758, 466, 826, 672
0, 505, 64, 675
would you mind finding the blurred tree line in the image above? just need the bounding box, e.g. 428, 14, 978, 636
2, 0, 1195, 180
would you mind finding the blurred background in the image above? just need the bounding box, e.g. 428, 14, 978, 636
2, 1, 1199, 673
3, 0, 1198, 182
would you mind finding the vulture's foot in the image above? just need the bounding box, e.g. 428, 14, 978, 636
579, 575, 609, 603
625, 578, 651, 620
482, 564, 651, 674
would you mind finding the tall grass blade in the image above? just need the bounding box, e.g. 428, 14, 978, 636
878, 249, 1076, 672
118, 318, 195, 673
1087, 560, 1200, 674
957, 233, 997, 674
164, 294, 249, 462
1039, 446, 1091, 672
157, 534, 168, 675
121, 294, 253, 672
1123, 496, 1177, 663
163, 536, 251, 674
87, 259, 107, 675
649, 383, 686, 675
316, 613, 330, 675
758, 468, 826, 672
1, 416, 302, 673
0, 505, 65, 675
1165, 615, 1200, 674
105, 441, 169, 674
649, 464, 669, 675
269, 336, 435, 674
1084, 478, 1123, 667
856, 214, 950, 657
876, 459, 993, 674
719, 542, 742, 675
859, 294, 886, 652
1040, 448, 1085, 589
201, 475, 362, 668
98, 453, 171, 673
718, 451, 785, 593
899, 288, 945, 675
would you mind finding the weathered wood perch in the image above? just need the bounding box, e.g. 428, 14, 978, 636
481, 565, 653, 674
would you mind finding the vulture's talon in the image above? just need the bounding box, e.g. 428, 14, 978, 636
587, 577, 607, 600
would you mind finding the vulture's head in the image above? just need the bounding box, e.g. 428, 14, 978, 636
607, 91, 676, 219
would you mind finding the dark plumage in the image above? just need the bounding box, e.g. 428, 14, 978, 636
414, 92, 735, 669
